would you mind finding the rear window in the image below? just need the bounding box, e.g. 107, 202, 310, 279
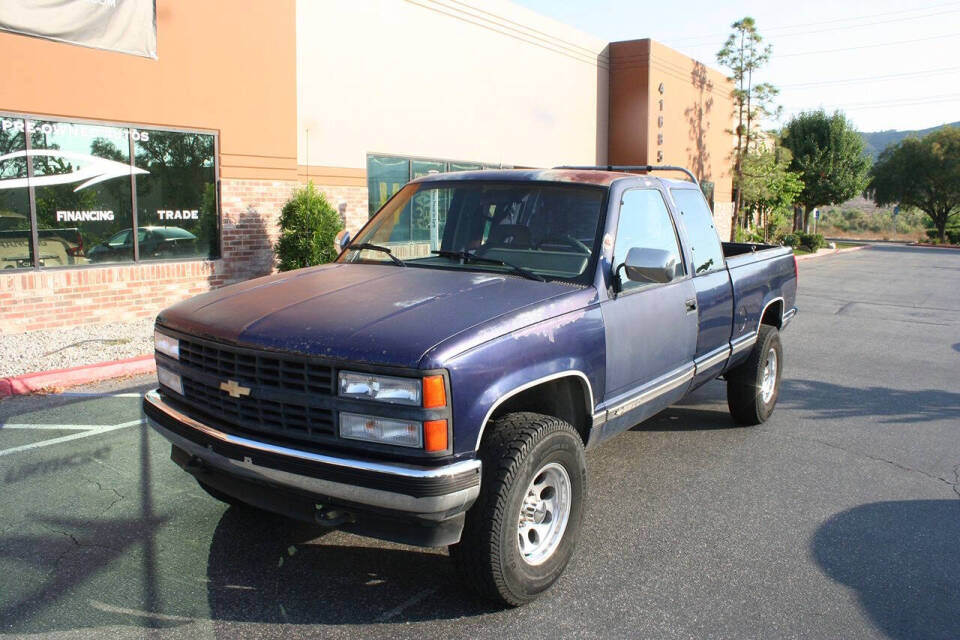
671, 189, 725, 275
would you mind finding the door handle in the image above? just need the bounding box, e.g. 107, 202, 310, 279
685, 298, 698, 313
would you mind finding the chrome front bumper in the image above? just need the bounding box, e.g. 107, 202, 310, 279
143, 389, 481, 518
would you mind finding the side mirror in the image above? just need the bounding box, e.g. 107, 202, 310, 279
620, 247, 679, 284
334, 229, 351, 252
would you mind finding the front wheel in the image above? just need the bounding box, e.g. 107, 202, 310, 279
450, 412, 586, 606
727, 325, 783, 425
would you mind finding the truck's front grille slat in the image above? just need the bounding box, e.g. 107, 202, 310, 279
176, 337, 336, 447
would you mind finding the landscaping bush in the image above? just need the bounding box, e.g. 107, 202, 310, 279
274, 182, 344, 272
930, 228, 960, 244
796, 232, 825, 252
781, 233, 799, 247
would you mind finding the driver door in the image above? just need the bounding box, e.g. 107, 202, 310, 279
599, 188, 697, 437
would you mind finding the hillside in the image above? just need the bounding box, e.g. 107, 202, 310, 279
859, 121, 959, 159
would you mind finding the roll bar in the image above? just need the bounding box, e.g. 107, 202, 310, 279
552, 165, 699, 186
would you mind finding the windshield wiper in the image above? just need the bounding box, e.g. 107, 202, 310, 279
431, 250, 546, 282
352, 243, 405, 267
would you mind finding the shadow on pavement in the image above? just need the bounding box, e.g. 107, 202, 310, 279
204, 507, 501, 625
632, 405, 736, 431
0, 420, 172, 633
812, 500, 960, 640
631, 379, 738, 432
781, 379, 960, 423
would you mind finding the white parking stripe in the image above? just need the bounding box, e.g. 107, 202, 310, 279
0, 419, 145, 457
50, 392, 145, 398
0, 424, 105, 430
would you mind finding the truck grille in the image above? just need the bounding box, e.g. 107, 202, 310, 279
175, 336, 337, 446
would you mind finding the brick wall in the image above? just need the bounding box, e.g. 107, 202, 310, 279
0, 261, 223, 333
0, 178, 296, 335
313, 184, 369, 236
219, 178, 296, 284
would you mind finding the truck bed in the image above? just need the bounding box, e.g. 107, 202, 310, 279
722, 241, 779, 258
721, 241, 797, 368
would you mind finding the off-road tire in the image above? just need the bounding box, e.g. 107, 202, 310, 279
727, 325, 783, 425
450, 412, 586, 606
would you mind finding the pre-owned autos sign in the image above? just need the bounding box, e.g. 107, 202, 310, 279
0, 0, 157, 59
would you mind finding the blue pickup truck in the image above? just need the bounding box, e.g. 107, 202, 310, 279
144, 167, 797, 605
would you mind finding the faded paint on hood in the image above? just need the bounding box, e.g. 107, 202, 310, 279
157, 263, 583, 367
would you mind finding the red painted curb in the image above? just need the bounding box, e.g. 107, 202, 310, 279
795, 244, 870, 262
0, 354, 156, 398
908, 242, 960, 250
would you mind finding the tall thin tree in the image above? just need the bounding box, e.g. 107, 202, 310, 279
717, 17, 781, 238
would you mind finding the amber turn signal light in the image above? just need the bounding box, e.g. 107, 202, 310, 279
422, 375, 446, 408
423, 419, 448, 452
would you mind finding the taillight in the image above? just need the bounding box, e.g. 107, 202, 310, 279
793, 253, 798, 283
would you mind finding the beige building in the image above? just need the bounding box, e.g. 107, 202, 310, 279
0, 0, 733, 335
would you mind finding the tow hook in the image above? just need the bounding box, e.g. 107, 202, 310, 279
314, 506, 355, 528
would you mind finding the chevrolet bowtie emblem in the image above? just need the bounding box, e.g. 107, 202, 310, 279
219, 379, 251, 398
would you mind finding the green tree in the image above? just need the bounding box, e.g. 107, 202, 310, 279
868, 126, 960, 243
274, 181, 344, 271
780, 110, 871, 232
740, 142, 804, 241
717, 17, 781, 236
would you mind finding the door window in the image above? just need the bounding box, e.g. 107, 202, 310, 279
612, 189, 684, 292
671, 188, 725, 275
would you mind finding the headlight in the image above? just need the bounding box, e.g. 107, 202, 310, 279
154, 330, 179, 360
338, 371, 421, 405
157, 366, 183, 395
340, 412, 422, 448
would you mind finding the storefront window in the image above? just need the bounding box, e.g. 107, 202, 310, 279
367, 154, 507, 224
134, 131, 217, 260
0, 114, 219, 270
30, 119, 133, 266
0, 121, 32, 269
367, 155, 409, 216
447, 161, 482, 172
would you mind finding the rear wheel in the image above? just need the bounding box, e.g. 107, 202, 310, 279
451, 412, 586, 606
727, 325, 783, 425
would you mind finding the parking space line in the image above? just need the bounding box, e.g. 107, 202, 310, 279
0, 424, 109, 430
50, 392, 145, 398
0, 419, 146, 457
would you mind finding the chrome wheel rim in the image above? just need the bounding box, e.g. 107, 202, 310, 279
760, 348, 778, 404
517, 462, 571, 566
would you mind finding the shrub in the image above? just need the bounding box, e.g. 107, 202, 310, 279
274, 182, 344, 272
796, 232, 825, 252
781, 233, 799, 247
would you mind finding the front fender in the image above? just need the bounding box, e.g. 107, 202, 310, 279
440, 304, 606, 455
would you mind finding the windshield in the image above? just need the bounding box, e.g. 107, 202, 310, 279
339, 181, 606, 282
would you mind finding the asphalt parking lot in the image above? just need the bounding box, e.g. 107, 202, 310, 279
1, 244, 958, 639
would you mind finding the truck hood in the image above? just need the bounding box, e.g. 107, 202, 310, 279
157, 263, 582, 367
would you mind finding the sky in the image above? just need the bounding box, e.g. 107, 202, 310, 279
512, 0, 960, 132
